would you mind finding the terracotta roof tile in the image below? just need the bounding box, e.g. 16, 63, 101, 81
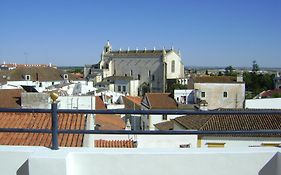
174, 113, 281, 137
0, 89, 23, 108
95, 96, 125, 130
95, 96, 106, 110
154, 121, 174, 130
95, 114, 125, 130
94, 139, 136, 148
123, 96, 142, 109
0, 112, 86, 147
143, 93, 178, 109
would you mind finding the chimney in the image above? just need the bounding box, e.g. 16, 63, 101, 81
36, 73, 39, 81
236, 74, 243, 82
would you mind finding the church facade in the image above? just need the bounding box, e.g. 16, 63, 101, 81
85, 41, 185, 95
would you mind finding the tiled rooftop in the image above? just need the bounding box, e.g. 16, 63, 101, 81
0, 89, 23, 108
154, 121, 174, 130
0, 112, 86, 147
105, 49, 173, 58
123, 96, 142, 109
94, 139, 135, 148
173, 113, 281, 137
95, 96, 125, 130
142, 93, 178, 109
192, 76, 241, 83
0, 67, 82, 83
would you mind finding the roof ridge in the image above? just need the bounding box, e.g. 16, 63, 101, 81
199, 115, 214, 130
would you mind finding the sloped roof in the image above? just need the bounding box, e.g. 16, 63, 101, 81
0, 89, 23, 108
122, 96, 142, 109
0, 67, 82, 83
174, 113, 281, 137
154, 121, 174, 130
192, 76, 241, 84
0, 112, 86, 147
94, 139, 136, 148
95, 96, 125, 130
259, 89, 281, 98
105, 49, 174, 58
142, 93, 178, 109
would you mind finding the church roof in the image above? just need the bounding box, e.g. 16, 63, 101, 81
104, 49, 175, 58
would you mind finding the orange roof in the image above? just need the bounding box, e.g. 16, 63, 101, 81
0, 112, 86, 147
94, 139, 136, 148
95, 96, 125, 130
143, 93, 178, 109
124, 96, 142, 105
0, 89, 23, 108
122, 96, 142, 109
95, 96, 106, 110
95, 114, 125, 130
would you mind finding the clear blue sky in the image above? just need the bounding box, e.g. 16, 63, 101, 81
0, 0, 280, 67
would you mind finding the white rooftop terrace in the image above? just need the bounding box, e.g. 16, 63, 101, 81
1, 146, 280, 175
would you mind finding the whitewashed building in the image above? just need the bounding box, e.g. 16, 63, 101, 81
245, 98, 281, 109
187, 76, 245, 110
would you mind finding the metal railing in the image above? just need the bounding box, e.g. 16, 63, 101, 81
1, 102, 281, 150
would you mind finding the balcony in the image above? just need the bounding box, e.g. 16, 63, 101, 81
0, 105, 281, 175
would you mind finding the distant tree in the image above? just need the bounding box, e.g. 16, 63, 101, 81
243, 72, 275, 98
205, 70, 209, 75
252, 60, 259, 72
224, 65, 237, 76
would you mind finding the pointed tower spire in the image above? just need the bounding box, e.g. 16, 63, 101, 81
162, 47, 166, 55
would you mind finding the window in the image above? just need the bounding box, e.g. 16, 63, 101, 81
130, 70, 133, 76
179, 144, 191, 148
162, 114, 167, 120
152, 75, 155, 81
138, 74, 141, 80
171, 60, 175, 73
148, 70, 151, 77
223, 92, 228, 98
39, 82, 42, 87
63, 74, 68, 80
122, 86, 126, 92
201, 92, 206, 98
25, 75, 31, 81
124, 74, 127, 76
206, 142, 225, 148
118, 85, 121, 92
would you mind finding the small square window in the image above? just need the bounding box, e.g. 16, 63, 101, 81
122, 86, 126, 92
223, 92, 228, 98
162, 114, 167, 120
201, 92, 205, 98
118, 86, 121, 92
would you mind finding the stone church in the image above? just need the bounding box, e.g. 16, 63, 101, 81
85, 41, 184, 95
